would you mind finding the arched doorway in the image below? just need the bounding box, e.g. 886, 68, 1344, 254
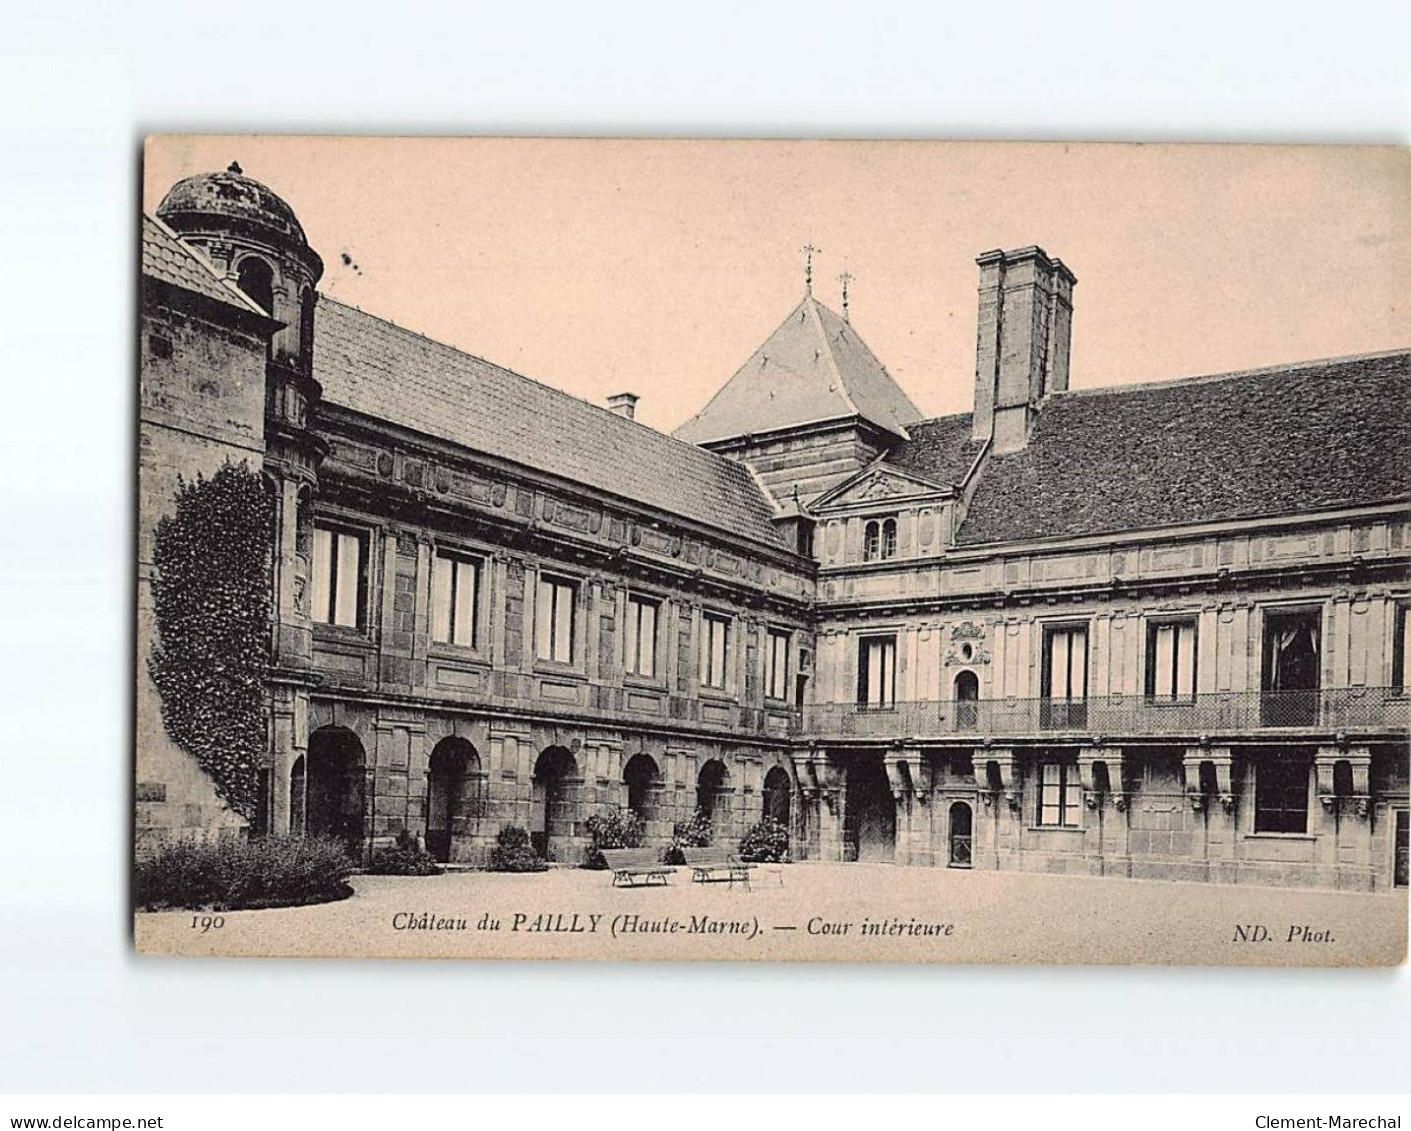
763, 766, 791, 828
531, 746, 578, 860
623, 753, 660, 824
306, 727, 366, 860
697, 759, 732, 834
427, 737, 480, 863
948, 801, 973, 868
954, 671, 979, 731
844, 755, 895, 863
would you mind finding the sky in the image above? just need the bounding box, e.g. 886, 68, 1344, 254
144, 138, 1409, 434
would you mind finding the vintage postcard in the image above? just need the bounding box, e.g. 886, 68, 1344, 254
134, 137, 1409, 964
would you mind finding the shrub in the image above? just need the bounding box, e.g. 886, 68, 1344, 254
738, 816, 790, 863
367, 829, 443, 876
134, 835, 353, 911
662, 807, 713, 865
488, 825, 548, 873
582, 807, 646, 869
149, 462, 273, 820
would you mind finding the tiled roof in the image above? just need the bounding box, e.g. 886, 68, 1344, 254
313, 296, 787, 549
140, 214, 269, 317
673, 294, 922, 445
882, 411, 986, 489
957, 351, 1411, 546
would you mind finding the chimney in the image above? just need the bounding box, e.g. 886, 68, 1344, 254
970, 246, 1076, 453
607, 392, 639, 421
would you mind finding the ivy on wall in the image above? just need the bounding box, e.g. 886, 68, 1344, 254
149, 461, 273, 820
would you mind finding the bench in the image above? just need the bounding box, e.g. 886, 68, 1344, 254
600, 848, 673, 888
682, 846, 754, 890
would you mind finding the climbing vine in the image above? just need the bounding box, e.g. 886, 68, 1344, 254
149, 461, 273, 820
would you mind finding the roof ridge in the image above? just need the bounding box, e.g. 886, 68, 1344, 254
316, 293, 763, 467
1058, 347, 1411, 400
804, 293, 859, 417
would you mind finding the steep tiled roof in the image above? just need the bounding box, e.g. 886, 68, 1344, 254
140, 214, 270, 317
882, 411, 986, 489
957, 351, 1411, 546
673, 294, 922, 445
313, 296, 787, 548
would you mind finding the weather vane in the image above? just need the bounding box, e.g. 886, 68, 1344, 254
837, 269, 853, 322
801, 243, 822, 292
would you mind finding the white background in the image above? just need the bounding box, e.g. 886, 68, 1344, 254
1, 0, 1408, 1095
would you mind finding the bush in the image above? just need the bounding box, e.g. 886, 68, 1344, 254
488, 825, 548, 873
662, 808, 713, 865
367, 829, 443, 876
738, 816, 790, 863
134, 835, 353, 911
582, 807, 646, 869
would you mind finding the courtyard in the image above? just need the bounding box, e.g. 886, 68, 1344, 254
133, 862, 1408, 966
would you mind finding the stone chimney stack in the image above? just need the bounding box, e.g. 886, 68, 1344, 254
607, 392, 639, 421
970, 246, 1076, 453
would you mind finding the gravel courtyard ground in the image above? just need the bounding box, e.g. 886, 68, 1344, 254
134, 863, 1407, 966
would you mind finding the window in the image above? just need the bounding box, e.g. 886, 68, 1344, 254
1041, 624, 1088, 727
536, 576, 576, 663
881, 518, 897, 559
856, 635, 897, 708
1393, 604, 1410, 692
625, 595, 659, 678
1146, 619, 1196, 700
700, 612, 731, 690
311, 526, 366, 628
863, 517, 898, 562
766, 629, 790, 700
235, 256, 274, 315
1262, 608, 1321, 726
1037, 761, 1081, 827
1254, 756, 1310, 834
431, 552, 479, 647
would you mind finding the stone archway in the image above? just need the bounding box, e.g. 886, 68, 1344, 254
623, 753, 660, 825
763, 765, 792, 828
948, 800, 973, 868
844, 754, 895, 863
531, 746, 579, 861
306, 726, 367, 860
427, 737, 482, 863
697, 759, 732, 836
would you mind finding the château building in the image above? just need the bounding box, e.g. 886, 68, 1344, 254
137, 164, 1411, 891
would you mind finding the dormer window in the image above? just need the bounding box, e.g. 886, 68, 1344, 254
864, 517, 898, 562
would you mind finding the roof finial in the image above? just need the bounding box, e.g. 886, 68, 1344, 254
801, 243, 821, 293
227, 161, 243, 175
837, 268, 853, 323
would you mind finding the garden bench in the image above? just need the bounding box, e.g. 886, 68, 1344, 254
600, 848, 673, 888
682, 846, 754, 890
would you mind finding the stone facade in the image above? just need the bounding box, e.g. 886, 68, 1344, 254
137, 167, 1411, 890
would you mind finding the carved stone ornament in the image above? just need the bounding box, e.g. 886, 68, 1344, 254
1219, 793, 1236, 813
944, 643, 991, 667
1188, 792, 1206, 812
1112, 793, 1128, 812
952, 621, 985, 641
376, 452, 394, 477
858, 476, 904, 500
1355, 796, 1370, 818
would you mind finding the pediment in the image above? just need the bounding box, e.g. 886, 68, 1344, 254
812, 464, 951, 512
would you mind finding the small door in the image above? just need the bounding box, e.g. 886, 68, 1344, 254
954, 671, 979, 732
948, 801, 973, 868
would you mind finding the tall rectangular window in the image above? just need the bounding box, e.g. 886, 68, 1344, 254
1254, 757, 1310, 834
431, 552, 479, 647
1393, 604, 1410, 692
626, 595, 658, 677
1041, 624, 1088, 727
856, 635, 897, 708
311, 526, 365, 628
536, 576, 576, 663
1037, 761, 1081, 828
767, 629, 790, 700
1146, 619, 1197, 700
700, 612, 730, 690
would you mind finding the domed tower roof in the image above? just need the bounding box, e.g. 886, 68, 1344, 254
156, 162, 322, 279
